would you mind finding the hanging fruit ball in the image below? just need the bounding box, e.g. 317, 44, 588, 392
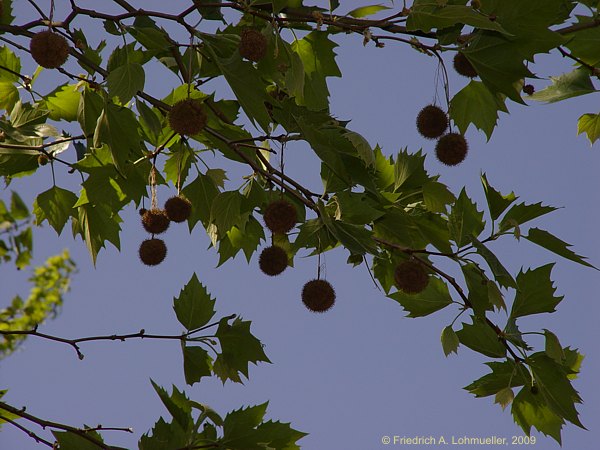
259, 245, 288, 276
141, 208, 170, 234
394, 260, 429, 294
239, 29, 267, 62
30, 30, 70, 69
435, 133, 468, 166
164, 196, 192, 223
416, 105, 449, 139
139, 238, 167, 266
301, 279, 336, 313
264, 199, 297, 234
453, 52, 477, 78
168, 98, 207, 136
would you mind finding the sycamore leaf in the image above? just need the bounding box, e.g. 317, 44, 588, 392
52, 431, 106, 450
173, 273, 216, 330
388, 277, 453, 318
577, 113, 600, 145
544, 329, 564, 363
464, 360, 527, 397
72, 203, 121, 264
481, 173, 517, 221
487, 280, 506, 312
407, 4, 509, 34
457, 316, 506, 358
471, 238, 517, 288
449, 81, 508, 140
348, 4, 391, 18
33, 186, 78, 234
511, 264, 563, 318
525, 228, 596, 269
528, 68, 596, 104
182, 173, 220, 231
107, 62, 145, 103
150, 381, 193, 433
499, 202, 557, 231
512, 386, 565, 444
448, 188, 485, 248
423, 181, 455, 213
213, 317, 270, 383
182, 345, 212, 386
495, 387, 515, 411
43, 84, 81, 122
441, 326, 459, 356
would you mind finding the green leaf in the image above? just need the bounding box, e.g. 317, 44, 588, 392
448, 188, 485, 248
291, 31, 341, 110
577, 112, 600, 145
201, 34, 272, 131
441, 325, 459, 356
173, 273, 216, 330
137, 100, 163, 145
512, 385, 565, 444
213, 317, 270, 383
524, 227, 595, 269
461, 262, 493, 317
33, 186, 78, 234
529, 353, 585, 429
0, 81, 18, 111
52, 430, 105, 450
210, 191, 246, 237
481, 173, 516, 221
320, 208, 378, 255
347, 4, 391, 18
449, 81, 508, 140
499, 202, 557, 231
464, 360, 527, 397
495, 387, 515, 411
93, 102, 142, 172
388, 277, 453, 318
72, 203, 121, 264
182, 345, 212, 385
43, 84, 81, 122
510, 264, 563, 319
457, 316, 506, 358
222, 403, 268, 444
9, 191, 28, 219
487, 280, 506, 312
422, 181, 455, 213
393, 149, 429, 190
471, 238, 517, 288
407, 4, 509, 34
150, 381, 193, 433
139, 417, 187, 450
544, 329, 564, 363
182, 173, 220, 231
194, 0, 224, 20
0, 46, 21, 83
565, 15, 600, 65
107, 62, 145, 103
528, 68, 595, 103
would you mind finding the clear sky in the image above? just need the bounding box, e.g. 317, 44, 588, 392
1, 1, 600, 449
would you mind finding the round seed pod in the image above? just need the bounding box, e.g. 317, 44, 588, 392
38, 154, 49, 166
30, 30, 70, 69
416, 105, 448, 139
302, 279, 336, 313
264, 199, 297, 234
394, 260, 429, 294
239, 29, 268, 62
453, 52, 477, 78
523, 84, 535, 95
435, 133, 468, 166
141, 208, 170, 234
139, 238, 167, 266
259, 245, 288, 276
164, 196, 192, 223
168, 99, 207, 136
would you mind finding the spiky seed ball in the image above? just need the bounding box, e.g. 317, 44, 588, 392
239, 29, 267, 62
141, 208, 170, 234
264, 199, 297, 234
435, 133, 468, 166
30, 30, 70, 69
302, 279, 336, 313
139, 238, 167, 266
416, 105, 448, 139
453, 52, 477, 78
394, 260, 429, 294
523, 84, 535, 95
164, 196, 192, 223
259, 245, 288, 276
168, 99, 207, 136
38, 154, 49, 166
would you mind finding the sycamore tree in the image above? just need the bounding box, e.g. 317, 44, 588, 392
1, 0, 599, 448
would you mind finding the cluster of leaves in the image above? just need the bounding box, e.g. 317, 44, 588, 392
1, 0, 599, 447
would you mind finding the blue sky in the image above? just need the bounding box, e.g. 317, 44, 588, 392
2, 1, 600, 449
